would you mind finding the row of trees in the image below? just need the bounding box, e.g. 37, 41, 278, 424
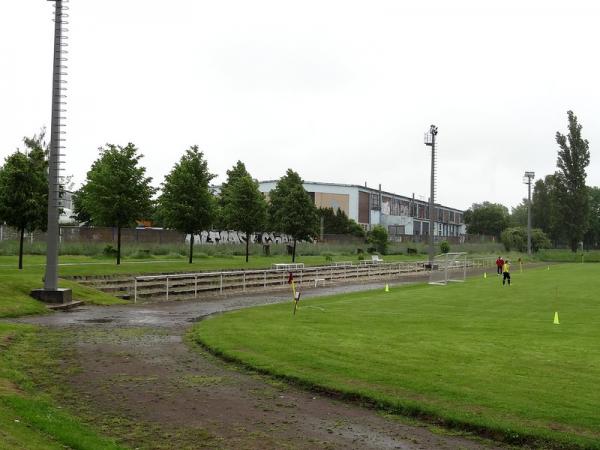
0, 134, 367, 268
73, 145, 321, 264
465, 111, 597, 252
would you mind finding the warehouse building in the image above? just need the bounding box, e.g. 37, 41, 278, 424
257, 181, 465, 240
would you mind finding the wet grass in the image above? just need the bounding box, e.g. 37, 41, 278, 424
193, 264, 600, 449
538, 249, 600, 263
0, 252, 434, 318
0, 323, 125, 449
0, 271, 126, 318
0, 253, 430, 277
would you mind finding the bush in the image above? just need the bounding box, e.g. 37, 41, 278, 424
322, 251, 334, 262
130, 249, 152, 259
102, 244, 118, 257
440, 241, 450, 254
501, 227, 551, 253
367, 225, 388, 255
348, 220, 366, 238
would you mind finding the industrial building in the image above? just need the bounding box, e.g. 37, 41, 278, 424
257, 181, 466, 240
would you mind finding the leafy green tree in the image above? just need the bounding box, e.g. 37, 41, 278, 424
532, 177, 552, 235
509, 200, 528, 227
584, 187, 600, 249
71, 184, 92, 225
268, 169, 319, 262
0, 133, 48, 269
367, 225, 388, 254
222, 175, 267, 262
501, 227, 551, 253
216, 160, 251, 229
317, 207, 365, 238
531, 174, 563, 244
555, 110, 591, 251
157, 146, 215, 264
464, 202, 510, 237
348, 219, 367, 238
75, 143, 156, 264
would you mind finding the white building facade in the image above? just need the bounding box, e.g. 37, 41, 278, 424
258, 181, 466, 240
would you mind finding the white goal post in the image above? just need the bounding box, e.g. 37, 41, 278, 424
428, 252, 467, 285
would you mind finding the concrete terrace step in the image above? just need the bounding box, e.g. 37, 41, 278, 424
67, 260, 487, 303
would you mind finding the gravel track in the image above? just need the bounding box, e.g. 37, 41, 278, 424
14, 277, 508, 449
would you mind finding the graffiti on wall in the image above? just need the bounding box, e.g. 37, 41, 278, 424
187, 231, 294, 245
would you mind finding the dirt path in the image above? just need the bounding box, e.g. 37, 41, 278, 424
16, 281, 506, 450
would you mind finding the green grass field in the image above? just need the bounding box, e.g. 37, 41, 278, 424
0, 253, 432, 277
193, 264, 600, 448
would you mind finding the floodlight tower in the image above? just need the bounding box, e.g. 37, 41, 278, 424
32, 0, 72, 303
424, 125, 438, 266
523, 171, 535, 256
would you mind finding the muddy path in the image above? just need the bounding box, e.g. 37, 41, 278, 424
15, 280, 507, 449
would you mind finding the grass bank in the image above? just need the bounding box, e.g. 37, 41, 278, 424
0, 323, 125, 449
538, 249, 600, 263
0, 272, 126, 319
0, 253, 439, 278
192, 264, 600, 448
0, 239, 504, 259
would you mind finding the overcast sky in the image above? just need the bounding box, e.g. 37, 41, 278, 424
1, 0, 599, 211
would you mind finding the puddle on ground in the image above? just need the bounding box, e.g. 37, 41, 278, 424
186, 317, 203, 323
80, 318, 115, 324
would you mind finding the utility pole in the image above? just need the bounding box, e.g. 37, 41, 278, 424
424, 125, 438, 266
524, 171, 535, 256
32, 0, 72, 303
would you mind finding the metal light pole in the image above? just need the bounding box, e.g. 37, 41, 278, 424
32, 0, 72, 303
424, 125, 438, 266
524, 171, 535, 256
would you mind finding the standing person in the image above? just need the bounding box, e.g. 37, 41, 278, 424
496, 256, 504, 276
502, 260, 511, 286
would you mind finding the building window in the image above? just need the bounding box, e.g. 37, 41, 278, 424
388, 225, 405, 236
414, 221, 421, 235
370, 193, 380, 210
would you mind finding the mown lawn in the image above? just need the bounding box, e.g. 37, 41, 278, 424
0, 323, 125, 449
193, 264, 600, 448
0, 253, 430, 277
538, 249, 600, 263
0, 255, 436, 279
0, 272, 127, 318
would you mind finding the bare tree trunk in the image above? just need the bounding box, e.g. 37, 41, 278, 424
245, 232, 250, 263
18, 227, 24, 270
292, 238, 297, 262
117, 225, 122, 265
189, 233, 194, 264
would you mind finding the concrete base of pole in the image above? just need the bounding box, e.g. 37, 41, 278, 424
30, 288, 72, 304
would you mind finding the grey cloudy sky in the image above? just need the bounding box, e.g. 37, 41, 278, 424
1, 0, 599, 211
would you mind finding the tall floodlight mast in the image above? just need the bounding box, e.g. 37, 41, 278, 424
523, 171, 535, 256
424, 125, 438, 266
32, 0, 72, 303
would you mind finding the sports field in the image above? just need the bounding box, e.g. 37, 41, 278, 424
193, 264, 600, 448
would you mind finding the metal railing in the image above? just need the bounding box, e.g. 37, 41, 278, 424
132, 257, 494, 303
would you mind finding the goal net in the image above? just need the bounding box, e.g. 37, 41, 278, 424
428, 252, 467, 285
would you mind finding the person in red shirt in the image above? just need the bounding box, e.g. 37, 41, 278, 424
495, 256, 504, 276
